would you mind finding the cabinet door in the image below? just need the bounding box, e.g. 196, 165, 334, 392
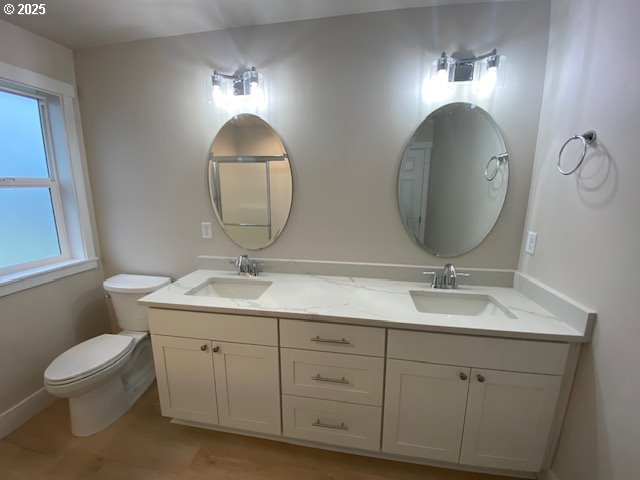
382, 359, 470, 462
151, 335, 218, 424
213, 341, 281, 435
460, 369, 562, 472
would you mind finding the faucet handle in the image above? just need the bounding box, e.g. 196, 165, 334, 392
250, 261, 264, 277
422, 271, 439, 288
455, 271, 470, 288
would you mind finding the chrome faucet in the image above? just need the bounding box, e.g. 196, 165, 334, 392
232, 255, 262, 277
235, 255, 251, 275
423, 263, 469, 289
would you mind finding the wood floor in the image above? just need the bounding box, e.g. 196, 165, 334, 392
1, 384, 519, 480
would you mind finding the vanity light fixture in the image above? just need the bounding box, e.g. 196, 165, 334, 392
209, 66, 265, 109
426, 52, 455, 100
429, 49, 506, 98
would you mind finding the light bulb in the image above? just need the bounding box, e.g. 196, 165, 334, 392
476, 62, 498, 98
251, 84, 264, 107
212, 84, 227, 107
437, 67, 448, 83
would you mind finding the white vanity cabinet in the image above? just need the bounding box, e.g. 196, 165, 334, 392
382, 359, 470, 462
279, 319, 386, 451
212, 341, 281, 434
459, 368, 562, 471
383, 330, 567, 472
145, 303, 579, 477
151, 335, 219, 425
149, 308, 281, 435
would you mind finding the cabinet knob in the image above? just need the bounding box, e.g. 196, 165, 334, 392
459, 372, 468, 381
477, 374, 485, 383
212, 346, 220, 353
200, 344, 207, 351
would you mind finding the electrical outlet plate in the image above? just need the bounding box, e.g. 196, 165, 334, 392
525, 231, 537, 255
201, 222, 213, 239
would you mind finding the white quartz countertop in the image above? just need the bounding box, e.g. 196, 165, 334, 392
139, 269, 587, 342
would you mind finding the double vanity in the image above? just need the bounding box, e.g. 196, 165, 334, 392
139, 261, 592, 479
138, 99, 594, 478
99, 38, 601, 477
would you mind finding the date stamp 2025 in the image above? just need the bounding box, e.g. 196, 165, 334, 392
3, 3, 46, 15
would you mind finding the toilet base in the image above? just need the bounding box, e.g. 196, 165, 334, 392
67, 342, 156, 437
70, 375, 127, 436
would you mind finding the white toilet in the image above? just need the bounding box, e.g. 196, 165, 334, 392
44, 273, 170, 437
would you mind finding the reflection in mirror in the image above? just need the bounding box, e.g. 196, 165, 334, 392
209, 114, 292, 249
398, 103, 508, 257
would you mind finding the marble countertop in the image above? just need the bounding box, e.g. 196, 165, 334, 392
139, 269, 587, 342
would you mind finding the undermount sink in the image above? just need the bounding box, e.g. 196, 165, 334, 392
409, 290, 516, 319
186, 277, 272, 300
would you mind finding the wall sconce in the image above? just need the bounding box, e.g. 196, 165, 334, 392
428, 49, 507, 98
209, 66, 265, 109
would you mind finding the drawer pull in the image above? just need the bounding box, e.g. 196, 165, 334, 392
312, 419, 349, 430
477, 374, 486, 383
310, 336, 351, 345
311, 374, 350, 384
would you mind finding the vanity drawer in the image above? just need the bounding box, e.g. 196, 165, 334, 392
281, 349, 384, 406
282, 395, 381, 451
280, 319, 385, 357
148, 308, 278, 346
387, 330, 569, 375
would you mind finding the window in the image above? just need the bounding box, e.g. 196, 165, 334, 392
0, 87, 69, 273
0, 62, 97, 295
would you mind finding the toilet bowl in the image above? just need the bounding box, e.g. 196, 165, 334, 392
44, 274, 170, 436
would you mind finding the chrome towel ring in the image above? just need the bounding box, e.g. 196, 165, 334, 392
484, 153, 509, 181
558, 130, 597, 175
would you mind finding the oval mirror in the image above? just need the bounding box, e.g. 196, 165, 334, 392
209, 114, 292, 249
397, 102, 508, 257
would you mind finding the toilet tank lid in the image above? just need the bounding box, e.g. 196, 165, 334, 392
103, 274, 171, 294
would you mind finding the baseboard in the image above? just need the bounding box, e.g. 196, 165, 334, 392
0, 387, 56, 438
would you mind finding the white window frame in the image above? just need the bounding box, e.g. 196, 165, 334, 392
0, 85, 71, 274
0, 61, 98, 297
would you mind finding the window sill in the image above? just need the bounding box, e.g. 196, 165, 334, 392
0, 258, 99, 298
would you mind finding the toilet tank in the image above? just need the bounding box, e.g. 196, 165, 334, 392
103, 274, 171, 331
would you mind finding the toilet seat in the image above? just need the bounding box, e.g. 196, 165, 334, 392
44, 334, 135, 386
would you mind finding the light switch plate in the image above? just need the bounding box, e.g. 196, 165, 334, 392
525, 231, 538, 255
201, 222, 212, 239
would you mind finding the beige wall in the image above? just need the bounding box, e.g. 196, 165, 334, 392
0, 20, 109, 414
0, 270, 109, 412
74, 0, 550, 278
519, 1, 640, 478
